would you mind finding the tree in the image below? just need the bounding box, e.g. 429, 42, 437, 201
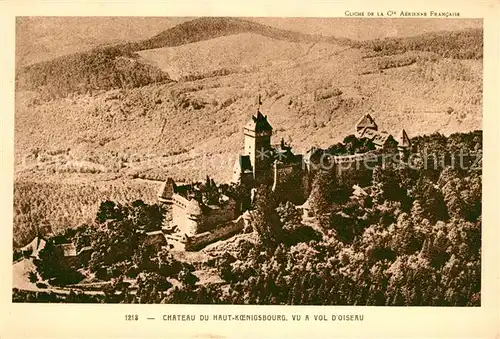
371, 165, 408, 205
96, 200, 124, 223
412, 178, 448, 222
388, 213, 424, 255
135, 272, 173, 304
251, 186, 283, 245
178, 267, 199, 287
309, 170, 337, 217
34, 240, 84, 286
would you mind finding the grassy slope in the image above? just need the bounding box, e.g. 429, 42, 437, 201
15, 18, 325, 100
16, 18, 482, 100
137, 33, 339, 80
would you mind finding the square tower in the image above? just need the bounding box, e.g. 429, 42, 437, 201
243, 110, 273, 181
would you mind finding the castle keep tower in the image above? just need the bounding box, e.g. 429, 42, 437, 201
243, 110, 273, 182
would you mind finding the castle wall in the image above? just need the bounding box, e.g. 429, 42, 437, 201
197, 201, 237, 233
272, 161, 307, 204
333, 154, 370, 176
303, 152, 382, 200
185, 217, 245, 251
171, 195, 198, 237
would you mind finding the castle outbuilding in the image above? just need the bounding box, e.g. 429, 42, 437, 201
355, 112, 411, 152
157, 177, 242, 250
355, 113, 378, 136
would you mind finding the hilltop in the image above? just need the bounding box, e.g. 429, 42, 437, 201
17, 17, 483, 68
15, 18, 326, 100
15, 18, 483, 101
128, 17, 326, 51
350, 28, 483, 59
16, 46, 172, 100
15, 17, 191, 67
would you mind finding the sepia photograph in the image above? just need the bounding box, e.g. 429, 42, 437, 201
12, 16, 483, 306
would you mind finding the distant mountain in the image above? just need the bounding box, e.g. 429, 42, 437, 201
15, 17, 483, 100
126, 17, 332, 51
16, 17, 191, 67
15, 17, 331, 99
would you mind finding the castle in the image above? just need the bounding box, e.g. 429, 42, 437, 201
231, 110, 307, 202
157, 108, 411, 250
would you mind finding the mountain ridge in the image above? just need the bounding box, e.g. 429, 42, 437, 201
15, 17, 482, 101
127, 17, 332, 51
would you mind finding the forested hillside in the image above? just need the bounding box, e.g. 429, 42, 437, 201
351, 28, 483, 59
16, 46, 171, 100
13, 179, 158, 247
13, 130, 481, 306
128, 17, 326, 51
15, 17, 324, 100
13, 18, 484, 300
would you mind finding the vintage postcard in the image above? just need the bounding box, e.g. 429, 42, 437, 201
1, 0, 499, 338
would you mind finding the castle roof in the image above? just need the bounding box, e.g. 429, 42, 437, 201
244, 111, 273, 133
359, 128, 391, 147
56, 243, 77, 257
159, 178, 200, 200
397, 129, 411, 148
372, 131, 391, 147
356, 113, 378, 131
158, 178, 175, 200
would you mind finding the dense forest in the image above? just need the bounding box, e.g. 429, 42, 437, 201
127, 17, 327, 51
13, 130, 482, 306
15, 46, 171, 100
13, 180, 157, 248
351, 28, 483, 59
